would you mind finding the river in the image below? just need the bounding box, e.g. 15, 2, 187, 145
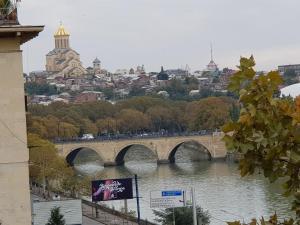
73, 144, 294, 224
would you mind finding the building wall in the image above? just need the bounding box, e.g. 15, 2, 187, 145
0, 38, 32, 225
278, 64, 300, 75
46, 49, 86, 77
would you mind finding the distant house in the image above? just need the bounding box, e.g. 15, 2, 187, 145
75, 91, 105, 103
157, 66, 169, 81
132, 75, 150, 87
189, 90, 200, 96
278, 64, 300, 76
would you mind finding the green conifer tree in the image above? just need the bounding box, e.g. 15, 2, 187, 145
46, 207, 66, 225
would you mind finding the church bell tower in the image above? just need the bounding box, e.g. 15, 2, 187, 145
54, 23, 70, 49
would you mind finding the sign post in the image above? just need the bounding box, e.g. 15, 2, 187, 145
150, 190, 185, 208
135, 174, 141, 225
192, 187, 197, 225
173, 207, 176, 225
124, 199, 128, 215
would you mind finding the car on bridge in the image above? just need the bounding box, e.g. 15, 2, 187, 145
81, 133, 94, 140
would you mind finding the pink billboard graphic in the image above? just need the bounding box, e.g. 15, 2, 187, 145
92, 178, 133, 202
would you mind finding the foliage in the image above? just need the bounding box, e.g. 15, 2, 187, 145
146, 105, 175, 132
27, 115, 80, 140
222, 56, 300, 222
27, 96, 237, 140
96, 117, 117, 134
46, 207, 66, 225
185, 97, 236, 131
227, 213, 295, 225
28, 133, 86, 195
95, 87, 115, 100
153, 206, 210, 225
25, 82, 59, 96
28, 133, 61, 182
129, 85, 146, 97
117, 109, 151, 133
0, 0, 11, 11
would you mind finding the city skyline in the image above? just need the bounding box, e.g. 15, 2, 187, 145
19, 0, 300, 73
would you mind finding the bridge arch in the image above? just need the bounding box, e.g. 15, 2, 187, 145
65, 147, 103, 166
115, 143, 158, 166
168, 140, 212, 163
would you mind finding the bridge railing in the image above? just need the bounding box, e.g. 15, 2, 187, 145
53, 130, 221, 144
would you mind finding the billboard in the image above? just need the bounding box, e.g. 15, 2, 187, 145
92, 178, 133, 202
150, 190, 185, 208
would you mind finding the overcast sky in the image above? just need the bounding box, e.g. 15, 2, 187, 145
19, 0, 300, 73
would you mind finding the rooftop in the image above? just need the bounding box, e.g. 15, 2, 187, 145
0, 25, 44, 44
281, 83, 300, 98
54, 24, 70, 36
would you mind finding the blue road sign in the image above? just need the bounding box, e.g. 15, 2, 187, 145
161, 190, 182, 197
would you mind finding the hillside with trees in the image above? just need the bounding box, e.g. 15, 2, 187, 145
27, 96, 239, 140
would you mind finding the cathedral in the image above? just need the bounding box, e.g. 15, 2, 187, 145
45, 24, 87, 78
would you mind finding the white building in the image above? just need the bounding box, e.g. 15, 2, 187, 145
281, 83, 300, 98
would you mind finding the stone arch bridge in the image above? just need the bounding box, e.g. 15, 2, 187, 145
56, 134, 227, 167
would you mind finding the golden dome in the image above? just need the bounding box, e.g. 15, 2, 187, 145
54, 24, 70, 36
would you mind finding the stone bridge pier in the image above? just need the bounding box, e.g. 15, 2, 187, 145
56, 134, 227, 167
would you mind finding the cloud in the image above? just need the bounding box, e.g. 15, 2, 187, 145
19, 0, 300, 73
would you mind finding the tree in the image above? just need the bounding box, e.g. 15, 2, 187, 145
165, 78, 188, 100
129, 85, 146, 97
0, 0, 11, 13
46, 207, 66, 225
222, 56, 300, 223
146, 106, 173, 131
184, 76, 199, 91
116, 96, 167, 113
58, 122, 80, 139
153, 206, 210, 225
28, 133, 75, 194
96, 117, 117, 134
117, 109, 150, 133
28, 133, 59, 189
227, 214, 294, 225
80, 118, 98, 136
185, 97, 233, 131
25, 82, 59, 96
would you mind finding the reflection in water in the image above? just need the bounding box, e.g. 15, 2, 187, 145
73, 148, 103, 164
124, 145, 157, 163
175, 141, 211, 162
73, 146, 294, 224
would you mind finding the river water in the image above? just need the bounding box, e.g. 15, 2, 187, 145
73, 144, 294, 224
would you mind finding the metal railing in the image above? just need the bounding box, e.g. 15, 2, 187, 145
54, 130, 220, 144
